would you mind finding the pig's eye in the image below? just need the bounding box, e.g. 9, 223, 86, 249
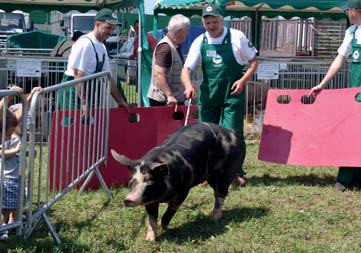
143, 174, 152, 183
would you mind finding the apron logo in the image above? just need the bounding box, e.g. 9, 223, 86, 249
353, 50, 360, 61
213, 54, 223, 66
248, 41, 255, 49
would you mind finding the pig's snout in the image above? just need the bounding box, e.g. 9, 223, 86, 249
124, 193, 142, 207
124, 198, 136, 207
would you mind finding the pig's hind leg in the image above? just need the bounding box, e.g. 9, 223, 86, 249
208, 176, 232, 222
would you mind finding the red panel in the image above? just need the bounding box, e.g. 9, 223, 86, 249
49, 109, 105, 190
49, 105, 198, 190
258, 88, 361, 166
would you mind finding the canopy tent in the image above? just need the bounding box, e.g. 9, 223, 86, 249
0, 0, 136, 13
155, 0, 347, 19
153, 0, 348, 54
0, 0, 149, 106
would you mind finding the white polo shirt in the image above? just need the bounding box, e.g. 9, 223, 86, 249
184, 27, 257, 70
65, 32, 111, 76
338, 25, 361, 57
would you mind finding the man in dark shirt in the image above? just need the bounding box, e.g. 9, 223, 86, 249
130, 19, 157, 59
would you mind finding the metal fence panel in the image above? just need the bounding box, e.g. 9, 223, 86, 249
0, 90, 28, 238
24, 71, 112, 244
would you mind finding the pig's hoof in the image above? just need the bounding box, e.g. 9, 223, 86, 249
146, 232, 157, 241
210, 209, 222, 222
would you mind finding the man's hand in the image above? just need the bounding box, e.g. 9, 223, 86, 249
167, 95, 178, 106
309, 84, 323, 97
230, 79, 247, 95
118, 100, 130, 113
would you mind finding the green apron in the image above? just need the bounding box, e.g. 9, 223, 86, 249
58, 37, 105, 110
337, 28, 361, 186
199, 29, 246, 176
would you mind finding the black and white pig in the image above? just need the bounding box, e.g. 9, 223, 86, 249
111, 122, 244, 241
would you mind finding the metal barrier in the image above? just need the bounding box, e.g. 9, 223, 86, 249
0, 90, 28, 239
23, 71, 113, 244
0, 56, 67, 91
0, 54, 352, 140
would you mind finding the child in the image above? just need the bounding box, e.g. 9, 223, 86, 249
0, 86, 42, 240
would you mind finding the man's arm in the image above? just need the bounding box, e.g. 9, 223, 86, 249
309, 54, 346, 96
110, 76, 129, 111
74, 68, 86, 101
153, 64, 177, 105
181, 67, 195, 99
230, 57, 258, 95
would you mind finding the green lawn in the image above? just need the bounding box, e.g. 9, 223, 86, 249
3, 143, 361, 253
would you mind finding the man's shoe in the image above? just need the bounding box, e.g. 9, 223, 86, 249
334, 182, 347, 192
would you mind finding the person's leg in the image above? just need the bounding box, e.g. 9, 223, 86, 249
8, 210, 16, 224
351, 168, 361, 188
335, 167, 356, 191
220, 101, 246, 185
0, 211, 10, 240
198, 104, 221, 123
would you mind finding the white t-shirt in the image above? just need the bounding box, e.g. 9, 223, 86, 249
184, 27, 257, 70
0, 134, 20, 179
65, 32, 111, 76
338, 25, 361, 57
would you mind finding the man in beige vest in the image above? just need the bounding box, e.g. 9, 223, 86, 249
147, 14, 190, 106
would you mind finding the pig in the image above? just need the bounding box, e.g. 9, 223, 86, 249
111, 122, 244, 241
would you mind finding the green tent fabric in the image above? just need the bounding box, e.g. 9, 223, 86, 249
155, 0, 347, 19
156, 0, 347, 12
0, 0, 137, 13
7, 31, 66, 49
138, 0, 152, 106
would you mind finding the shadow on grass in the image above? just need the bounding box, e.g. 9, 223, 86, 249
159, 206, 268, 243
0, 222, 94, 253
0, 200, 122, 252
247, 174, 336, 187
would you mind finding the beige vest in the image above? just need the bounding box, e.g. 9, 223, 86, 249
147, 35, 184, 103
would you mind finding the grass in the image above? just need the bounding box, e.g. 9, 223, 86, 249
2, 143, 361, 253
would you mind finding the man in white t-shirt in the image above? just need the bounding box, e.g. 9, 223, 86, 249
181, 4, 258, 186
60, 8, 128, 113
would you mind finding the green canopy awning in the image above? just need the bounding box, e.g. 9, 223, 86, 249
156, 0, 347, 11
155, 0, 347, 19
0, 0, 137, 13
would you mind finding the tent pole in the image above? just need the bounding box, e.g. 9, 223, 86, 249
137, 10, 142, 107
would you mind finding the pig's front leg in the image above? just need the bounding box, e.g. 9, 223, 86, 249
161, 197, 186, 229
145, 202, 159, 241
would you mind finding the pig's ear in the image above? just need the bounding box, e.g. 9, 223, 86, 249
111, 149, 136, 167
150, 162, 168, 172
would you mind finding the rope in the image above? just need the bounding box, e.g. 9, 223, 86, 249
310, 24, 342, 43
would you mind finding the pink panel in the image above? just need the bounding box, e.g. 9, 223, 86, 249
258, 88, 361, 166
50, 105, 198, 190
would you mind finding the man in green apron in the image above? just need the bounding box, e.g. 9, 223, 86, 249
309, 0, 361, 191
59, 8, 128, 113
181, 4, 258, 186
